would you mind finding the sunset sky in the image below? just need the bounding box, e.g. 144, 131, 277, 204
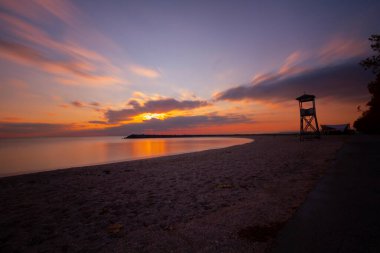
0, 0, 379, 137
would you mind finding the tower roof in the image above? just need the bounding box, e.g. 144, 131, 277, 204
296, 94, 315, 102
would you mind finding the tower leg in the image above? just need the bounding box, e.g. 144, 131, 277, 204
314, 115, 321, 138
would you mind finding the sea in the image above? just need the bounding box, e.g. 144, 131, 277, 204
0, 136, 252, 177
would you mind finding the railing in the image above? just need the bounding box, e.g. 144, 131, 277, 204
300, 108, 315, 116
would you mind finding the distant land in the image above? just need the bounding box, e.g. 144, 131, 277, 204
124, 133, 297, 139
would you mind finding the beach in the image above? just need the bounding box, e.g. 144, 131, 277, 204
0, 135, 345, 252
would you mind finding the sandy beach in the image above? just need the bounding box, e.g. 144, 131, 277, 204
0, 135, 345, 252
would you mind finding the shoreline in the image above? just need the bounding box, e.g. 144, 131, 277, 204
0, 135, 346, 252
124, 133, 298, 139
0, 136, 254, 178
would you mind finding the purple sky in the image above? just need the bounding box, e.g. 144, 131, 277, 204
0, 0, 379, 137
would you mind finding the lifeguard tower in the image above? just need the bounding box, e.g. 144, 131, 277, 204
296, 94, 320, 140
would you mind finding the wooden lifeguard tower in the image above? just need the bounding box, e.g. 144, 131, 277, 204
296, 94, 320, 140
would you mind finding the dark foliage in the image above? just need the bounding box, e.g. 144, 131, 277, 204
238, 222, 286, 242
354, 35, 380, 133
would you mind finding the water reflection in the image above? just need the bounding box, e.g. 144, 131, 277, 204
130, 139, 168, 158
0, 137, 252, 177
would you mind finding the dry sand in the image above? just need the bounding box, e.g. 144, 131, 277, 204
0, 135, 345, 252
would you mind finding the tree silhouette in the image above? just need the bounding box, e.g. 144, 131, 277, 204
354, 35, 380, 133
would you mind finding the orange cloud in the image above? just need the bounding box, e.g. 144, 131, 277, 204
71, 101, 85, 108
278, 51, 307, 76
59, 100, 104, 112
319, 36, 367, 64
129, 65, 161, 79
250, 51, 308, 86
0, 12, 114, 67
0, 39, 123, 86
0, 40, 84, 76
0, 12, 58, 51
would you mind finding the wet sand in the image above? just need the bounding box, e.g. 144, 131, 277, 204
0, 135, 345, 252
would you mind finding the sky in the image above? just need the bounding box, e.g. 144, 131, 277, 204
0, 0, 379, 138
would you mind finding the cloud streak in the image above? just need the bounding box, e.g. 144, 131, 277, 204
71, 101, 85, 108
61, 100, 102, 111
0, 1, 123, 86
0, 114, 251, 138
90, 114, 252, 136
0, 39, 123, 85
129, 65, 161, 79
216, 59, 372, 103
0, 40, 88, 77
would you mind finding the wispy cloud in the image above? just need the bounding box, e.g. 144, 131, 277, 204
129, 65, 161, 79
106, 98, 210, 123
33, 0, 120, 51
88, 120, 108, 125
34, 0, 81, 27
62, 100, 103, 111
216, 36, 371, 104
0, 0, 124, 86
277, 51, 306, 76
0, 12, 111, 65
0, 0, 47, 22
216, 59, 371, 103
0, 40, 88, 77
126, 114, 246, 132
89, 102, 101, 107
319, 36, 367, 64
89, 114, 252, 136
71, 101, 85, 108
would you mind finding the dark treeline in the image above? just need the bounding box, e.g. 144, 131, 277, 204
354, 34, 380, 133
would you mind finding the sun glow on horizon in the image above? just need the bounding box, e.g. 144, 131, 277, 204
141, 113, 167, 121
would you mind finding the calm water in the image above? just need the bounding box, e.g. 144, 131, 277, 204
0, 136, 252, 177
